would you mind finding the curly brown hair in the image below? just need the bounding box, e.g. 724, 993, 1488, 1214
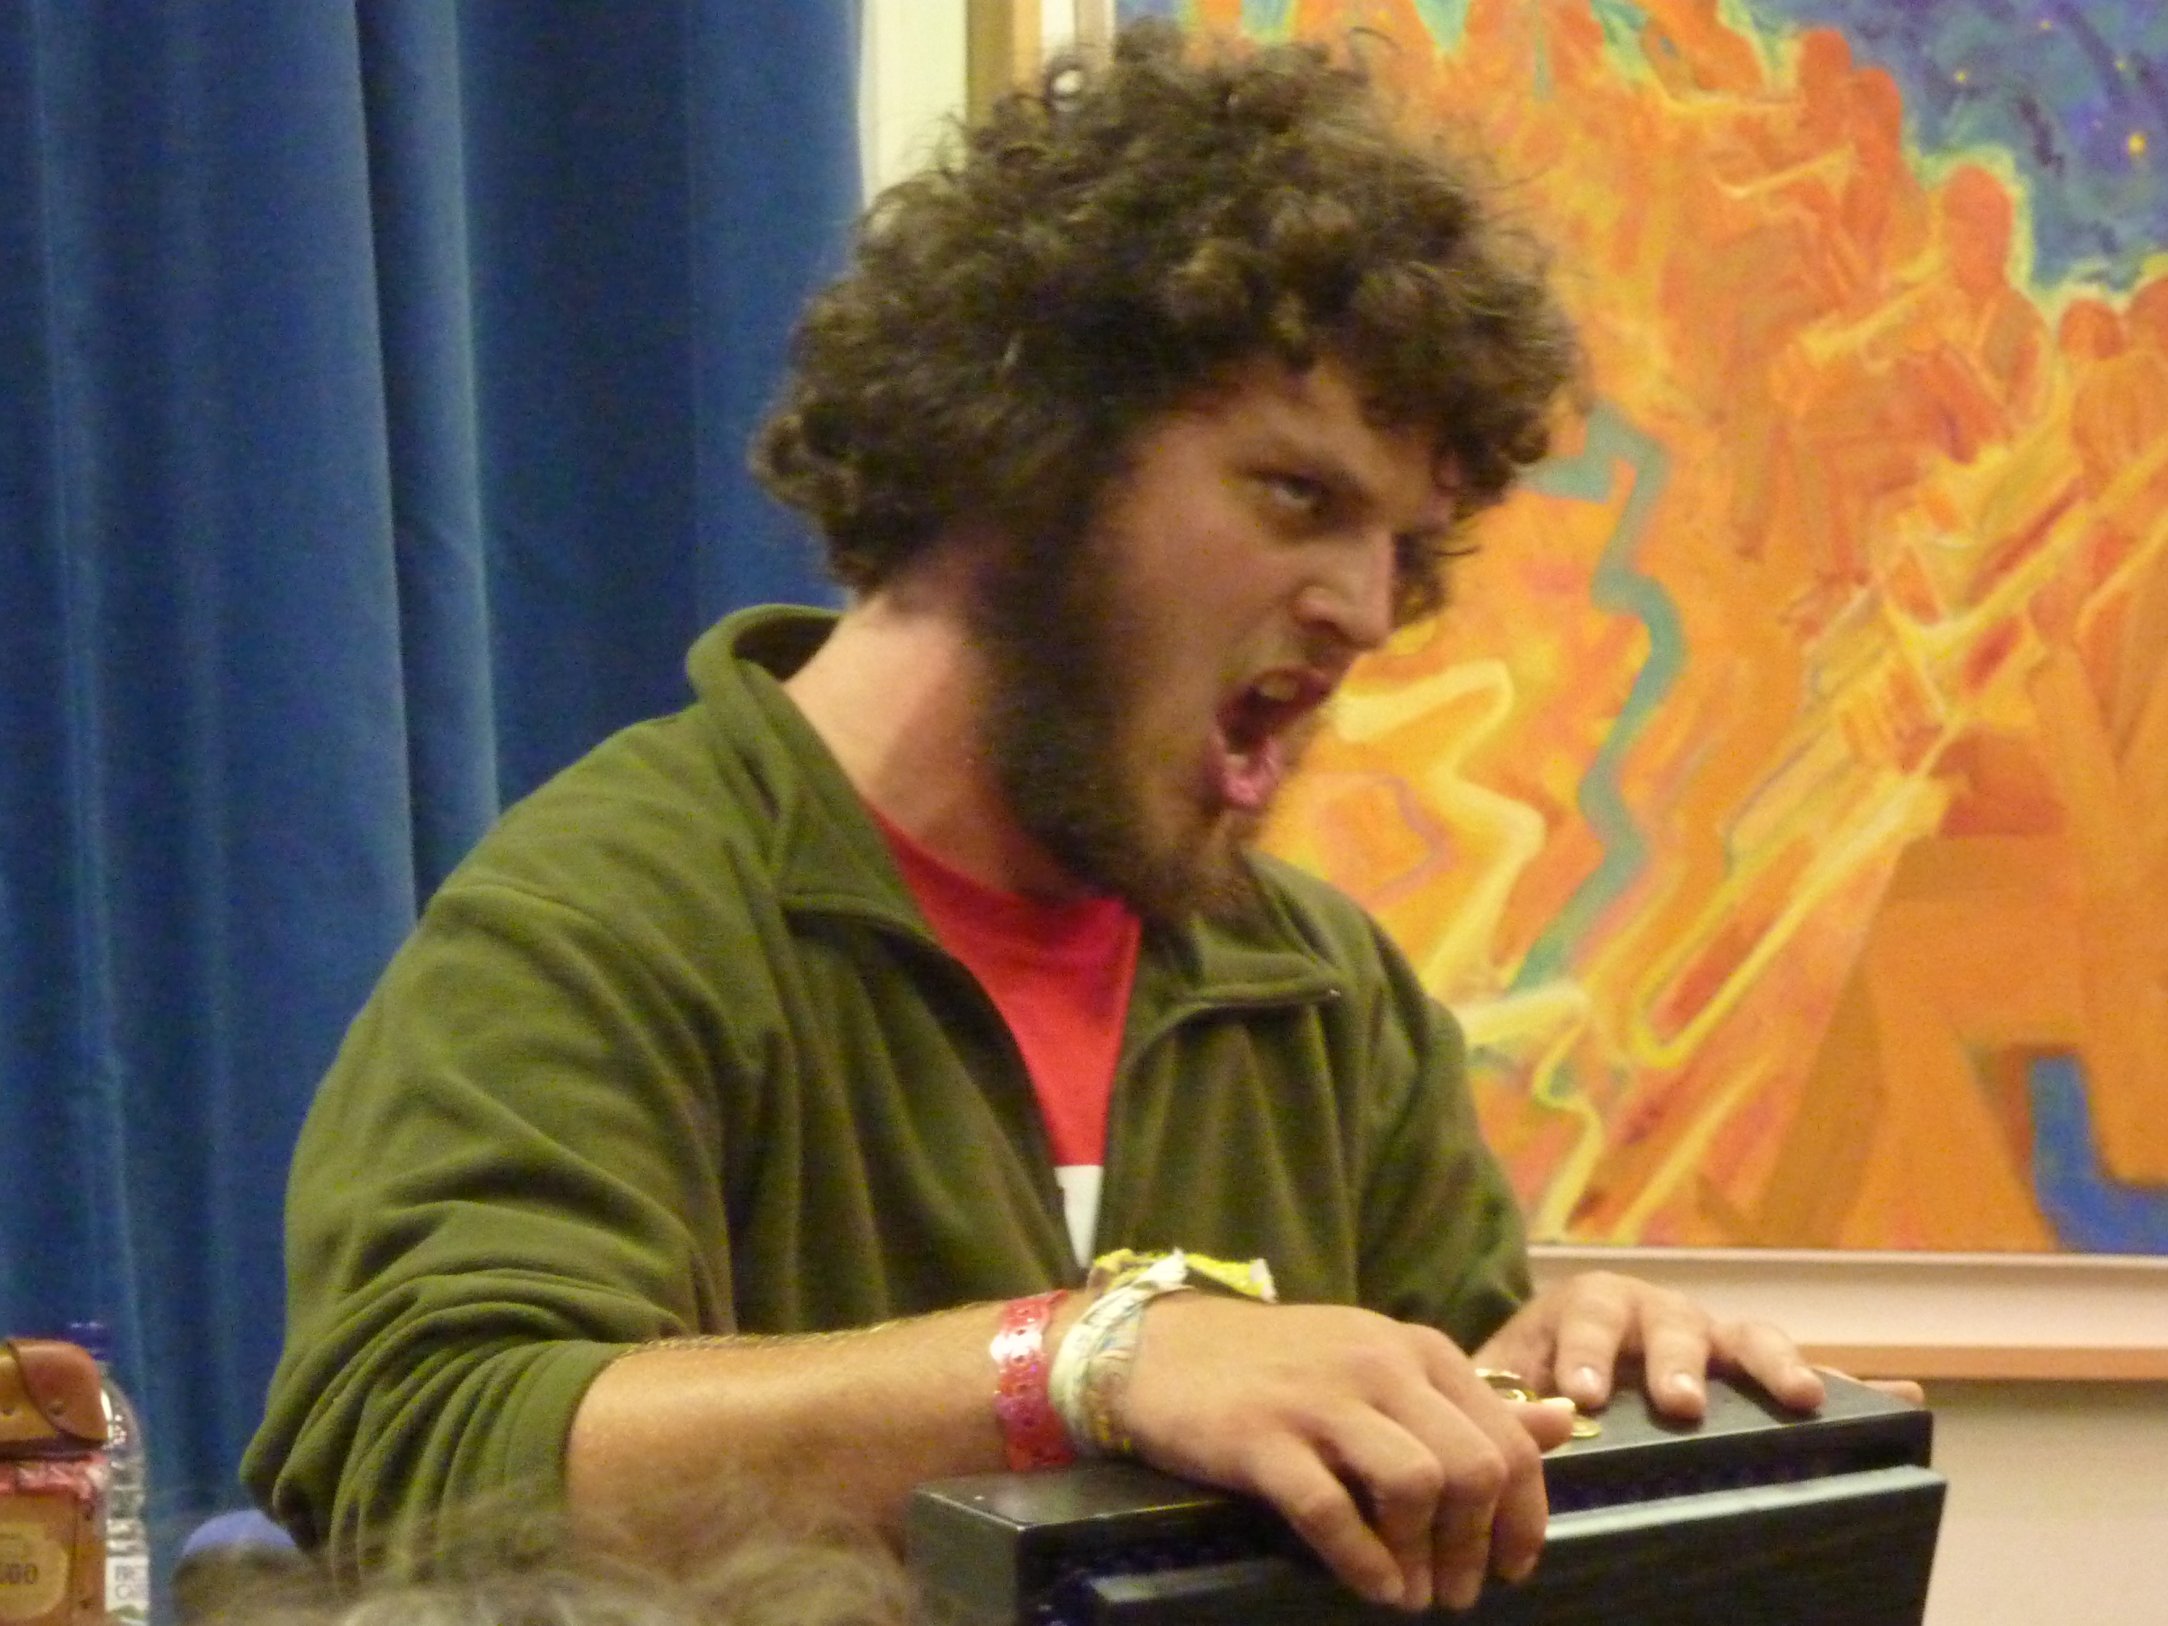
177, 1479, 916, 1626
754, 20, 1581, 622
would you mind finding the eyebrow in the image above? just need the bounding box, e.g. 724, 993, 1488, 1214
1240, 425, 1365, 493
1241, 425, 1454, 538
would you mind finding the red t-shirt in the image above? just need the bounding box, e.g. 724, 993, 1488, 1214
875, 811, 1140, 1261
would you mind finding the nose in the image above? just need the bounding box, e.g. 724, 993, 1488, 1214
1294, 529, 1398, 652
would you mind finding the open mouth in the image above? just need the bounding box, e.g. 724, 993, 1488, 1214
1215, 669, 1331, 813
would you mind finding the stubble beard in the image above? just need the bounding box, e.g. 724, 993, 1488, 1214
972, 524, 1262, 929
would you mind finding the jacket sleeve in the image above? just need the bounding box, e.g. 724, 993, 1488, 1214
240, 876, 742, 1559
1352, 933, 1533, 1351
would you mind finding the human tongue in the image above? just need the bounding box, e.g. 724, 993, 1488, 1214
1218, 728, 1287, 813
1217, 672, 1319, 812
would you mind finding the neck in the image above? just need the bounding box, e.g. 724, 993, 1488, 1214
782, 560, 1083, 901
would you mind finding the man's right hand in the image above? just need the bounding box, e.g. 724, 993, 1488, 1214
1113, 1294, 1575, 1613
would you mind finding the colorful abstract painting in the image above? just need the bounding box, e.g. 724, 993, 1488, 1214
1120, 0, 2168, 1254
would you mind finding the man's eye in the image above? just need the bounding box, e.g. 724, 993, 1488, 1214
1261, 473, 1328, 516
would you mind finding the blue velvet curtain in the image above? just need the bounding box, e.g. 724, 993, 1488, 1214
0, 0, 857, 1539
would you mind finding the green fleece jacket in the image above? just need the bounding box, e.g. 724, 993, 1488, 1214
242, 605, 1530, 1554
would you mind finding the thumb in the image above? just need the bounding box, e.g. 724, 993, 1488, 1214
1511, 1396, 1581, 1452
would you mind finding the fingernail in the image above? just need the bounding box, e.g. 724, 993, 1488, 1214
1538, 1395, 1578, 1410
1670, 1372, 1705, 1403
1570, 1364, 1600, 1395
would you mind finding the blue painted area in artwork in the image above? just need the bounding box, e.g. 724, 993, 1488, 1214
1735, 0, 2168, 289
1511, 403, 1682, 989
1123, 0, 2165, 289
1113, 0, 1292, 33
2029, 1055, 2168, 1253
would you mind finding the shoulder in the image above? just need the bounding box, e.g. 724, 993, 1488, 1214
445, 709, 754, 929
434, 606, 862, 939
1242, 851, 1407, 980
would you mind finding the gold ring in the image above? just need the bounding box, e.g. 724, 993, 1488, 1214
1475, 1368, 1538, 1402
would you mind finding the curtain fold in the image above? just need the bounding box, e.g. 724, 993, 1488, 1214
0, 0, 858, 1537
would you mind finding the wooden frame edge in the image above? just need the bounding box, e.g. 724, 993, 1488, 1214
1531, 1244, 2168, 1383
1804, 1344, 2168, 1383
966, 0, 1043, 120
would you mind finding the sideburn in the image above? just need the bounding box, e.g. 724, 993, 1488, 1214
974, 520, 1137, 892
971, 513, 1262, 928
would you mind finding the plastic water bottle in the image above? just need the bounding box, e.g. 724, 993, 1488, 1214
67, 1323, 149, 1626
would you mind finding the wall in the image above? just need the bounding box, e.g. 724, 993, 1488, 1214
857, 0, 967, 203
858, 11, 2168, 1623
1925, 1382, 2168, 1624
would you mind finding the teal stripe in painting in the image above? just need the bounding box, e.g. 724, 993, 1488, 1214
1411, 0, 1473, 53
1513, 404, 1681, 989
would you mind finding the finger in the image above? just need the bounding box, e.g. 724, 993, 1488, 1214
1509, 1395, 1580, 1453
1316, 1405, 1460, 1611
1471, 1315, 1556, 1402
1248, 1449, 1406, 1609
1420, 1355, 1550, 1594
1639, 1361, 1710, 1419
1615, 1310, 1834, 1422
1368, 1383, 1510, 1613
1465, 1414, 1546, 1597
1338, 1371, 1547, 1611
1542, 1275, 1637, 1410
1713, 1320, 1825, 1411
1430, 1471, 1500, 1613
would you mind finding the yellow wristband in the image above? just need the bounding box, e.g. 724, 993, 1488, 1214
1085, 1248, 1277, 1302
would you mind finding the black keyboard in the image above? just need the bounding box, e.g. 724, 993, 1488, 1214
908, 1371, 1944, 1625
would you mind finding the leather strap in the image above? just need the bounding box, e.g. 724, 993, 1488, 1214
0, 1341, 107, 1452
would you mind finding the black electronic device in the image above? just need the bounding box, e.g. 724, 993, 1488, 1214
908, 1371, 1944, 1625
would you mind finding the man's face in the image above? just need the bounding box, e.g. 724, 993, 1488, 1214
976, 359, 1457, 923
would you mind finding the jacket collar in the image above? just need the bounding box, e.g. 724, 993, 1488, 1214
687, 604, 1345, 1010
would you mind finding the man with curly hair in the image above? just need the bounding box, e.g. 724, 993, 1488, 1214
247, 23, 1834, 1615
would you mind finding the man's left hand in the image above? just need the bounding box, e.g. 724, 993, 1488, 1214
1471, 1270, 1827, 1420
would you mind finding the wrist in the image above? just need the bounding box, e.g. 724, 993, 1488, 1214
990, 1290, 1075, 1471
1050, 1248, 1274, 1458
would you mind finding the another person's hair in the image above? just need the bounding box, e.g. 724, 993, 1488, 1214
756, 20, 1581, 622
178, 1481, 917, 1626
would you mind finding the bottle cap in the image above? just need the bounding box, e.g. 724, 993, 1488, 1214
62, 1321, 113, 1366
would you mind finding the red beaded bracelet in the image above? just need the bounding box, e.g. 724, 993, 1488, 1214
991, 1289, 1075, 1471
